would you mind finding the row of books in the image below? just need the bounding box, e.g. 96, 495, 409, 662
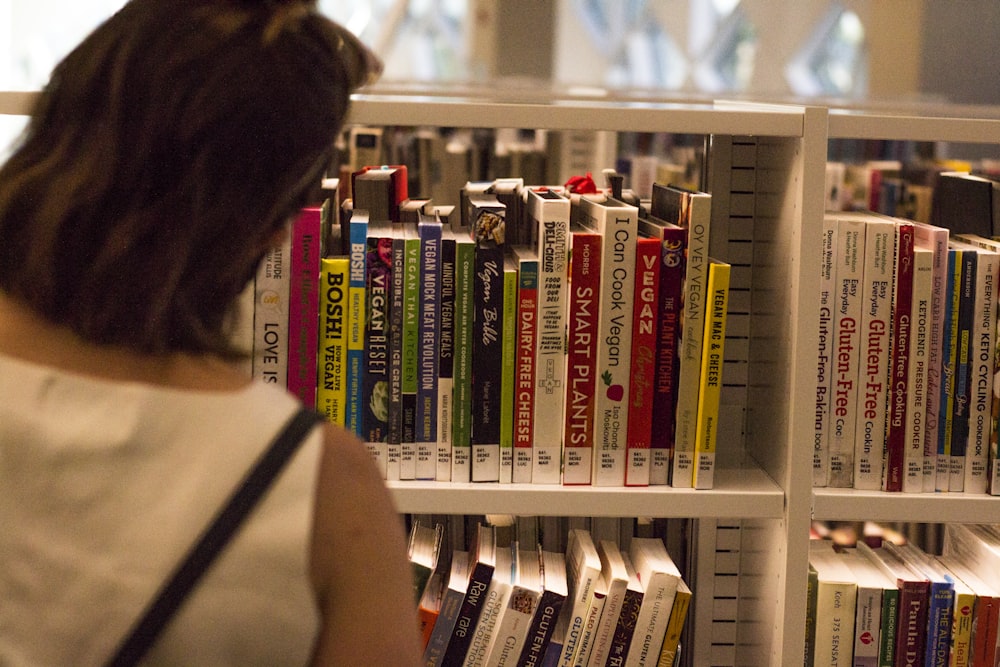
806, 523, 1000, 667
251, 166, 732, 488
814, 208, 1000, 493
410, 521, 690, 667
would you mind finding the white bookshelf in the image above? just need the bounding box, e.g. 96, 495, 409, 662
10, 87, 1000, 665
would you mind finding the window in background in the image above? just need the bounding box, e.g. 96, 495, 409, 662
785, 3, 867, 98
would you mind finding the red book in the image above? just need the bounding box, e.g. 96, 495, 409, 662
287, 207, 322, 408
885, 220, 915, 491
638, 215, 687, 485
624, 237, 660, 486
562, 226, 602, 485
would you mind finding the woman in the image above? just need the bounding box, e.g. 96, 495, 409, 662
0, 0, 422, 664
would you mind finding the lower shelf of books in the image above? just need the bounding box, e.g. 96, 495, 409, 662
389, 465, 783, 519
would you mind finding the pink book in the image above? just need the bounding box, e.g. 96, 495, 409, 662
624, 236, 660, 486
287, 207, 322, 408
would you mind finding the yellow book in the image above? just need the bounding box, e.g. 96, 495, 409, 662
317, 257, 350, 427
692, 259, 730, 489
655, 579, 691, 667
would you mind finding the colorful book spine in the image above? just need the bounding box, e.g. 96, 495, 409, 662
624, 236, 661, 487
692, 259, 730, 490
562, 228, 602, 485
500, 255, 518, 484
829, 215, 867, 488
952, 235, 999, 494
657, 186, 711, 488
517, 552, 567, 667
470, 196, 507, 482
347, 210, 369, 437
654, 581, 691, 667
287, 207, 322, 409
936, 248, 961, 492
854, 214, 895, 491
527, 189, 571, 486
451, 233, 477, 483
578, 195, 638, 487
903, 247, 933, 493
640, 217, 687, 486
814, 216, 838, 487
949, 247, 977, 492
386, 229, 405, 480
512, 248, 539, 484
252, 233, 291, 387
912, 222, 949, 492
437, 231, 457, 481
362, 223, 393, 474
884, 220, 915, 492
317, 257, 350, 427
416, 217, 443, 480
401, 225, 421, 479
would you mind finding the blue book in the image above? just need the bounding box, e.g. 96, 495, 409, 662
362, 220, 393, 463
936, 247, 960, 491
415, 215, 443, 480
346, 208, 369, 438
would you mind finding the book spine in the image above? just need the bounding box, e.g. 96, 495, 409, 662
485, 586, 540, 667
347, 215, 368, 437
583, 201, 638, 487
464, 580, 513, 667
363, 232, 392, 476
949, 588, 974, 667
317, 257, 350, 427
903, 248, 933, 492
387, 234, 406, 480
855, 218, 894, 491
936, 249, 961, 491
416, 219, 443, 480
500, 260, 518, 484
624, 237, 660, 487
452, 238, 476, 483
624, 576, 678, 667
562, 231, 602, 485
852, 584, 882, 667
425, 586, 468, 667
965, 249, 996, 494
514, 256, 539, 484
671, 196, 711, 488
649, 225, 686, 486
829, 217, 867, 488
885, 223, 915, 492
252, 235, 291, 387
569, 590, 604, 667
814, 217, 839, 487
813, 578, 856, 667
471, 202, 507, 483
692, 261, 730, 490
923, 582, 953, 667
443, 563, 496, 666
287, 207, 322, 409
402, 230, 421, 479
914, 225, 948, 493
893, 581, 929, 667
654, 586, 691, 667
438, 235, 457, 481
877, 588, 898, 667
516, 591, 566, 667
949, 250, 977, 492
605, 587, 642, 667
531, 196, 571, 486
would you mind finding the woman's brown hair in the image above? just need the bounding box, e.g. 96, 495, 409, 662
0, 0, 380, 357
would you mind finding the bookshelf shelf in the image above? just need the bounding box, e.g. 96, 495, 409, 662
390, 465, 784, 519
828, 105, 1000, 143
812, 488, 1000, 524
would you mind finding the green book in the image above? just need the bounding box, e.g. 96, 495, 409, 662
449, 230, 476, 483
499, 253, 518, 483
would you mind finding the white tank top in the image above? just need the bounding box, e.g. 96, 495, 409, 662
0, 353, 322, 666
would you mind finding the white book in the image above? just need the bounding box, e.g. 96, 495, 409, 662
828, 214, 867, 488
625, 537, 682, 667
903, 246, 933, 492
252, 234, 292, 387
485, 549, 543, 667
851, 212, 895, 491
952, 234, 1000, 494
526, 188, 571, 485
653, 185, 712, 488
809, 547, 858, 667
912, 221, 950, 492
814, 216, 839, 487
464, 544, 515, 667
577, 195, 639, 486
840, 549, 892, 667
585, 541, 629, 667
558, 529, 602, 667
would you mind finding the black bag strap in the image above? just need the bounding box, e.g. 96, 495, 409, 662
106, 407, 325, 667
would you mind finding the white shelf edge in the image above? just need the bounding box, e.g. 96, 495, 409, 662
390, 465, 784, 519
828, 110, 1000, 144
812, 487, 1000, 523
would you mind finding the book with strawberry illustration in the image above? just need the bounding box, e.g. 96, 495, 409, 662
578, 194, 638, 486
562, 225, 602, 485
